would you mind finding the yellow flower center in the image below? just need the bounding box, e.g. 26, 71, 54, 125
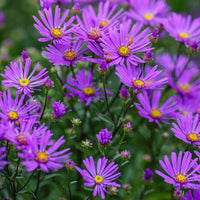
179, 32, 190, 40
88, 28, 101, 40
16, 134, 27, 145
100, 20, 109, 28
178, 84, 191, 93
51, 28, 63, 39
197, 108, 200, 114
150, 109, 162, 119
187, 133, 198, 142
94, 175, 103, 184
175, 174, 187, 184
118, 46, 130, 57
83, 87, 95, 96
104, 53, 112, 63
8, 111, 19, 121
144, 13, 154, 21
19, 78, 30, 87
36, 151, 49, 163
133, 79, 145, 88
64, 51, 77, 61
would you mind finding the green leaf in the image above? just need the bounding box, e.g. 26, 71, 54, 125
96, 113, 114, 126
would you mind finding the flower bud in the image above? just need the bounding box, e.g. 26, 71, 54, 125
124, 122, 132, 133
66, 160, 75, 171
149, 28, 159, 43
123, 184, 131, 192
71, 118, 81, 126
143, 168, 153, 182
72, 3, 81, 15
144, 51, 153, 62
81, 139, 93, 149
44, 78, 54, 89
120, 87, 130, 101
121, 150, 130, 160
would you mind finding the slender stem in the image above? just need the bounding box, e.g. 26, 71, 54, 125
40, 89, 49, 121
17, 170, 36, 192
67, 170, 72, 200
112, 94, 135, 137
138, 185, 146, 200
111, 132, 126, 161
108, 83, 123, 110
1, 170, 13, 182
70, 64, 76, 80
34, 170, 41, 198
102, 75, 116, 127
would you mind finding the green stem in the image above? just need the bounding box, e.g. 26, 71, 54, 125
17, 170, 36, 192
34, 170, 41, 199
67, 170, 72, 200
138, 185, 146, 200
112, 94, 135, 137
111, 132, 126, 161
102, 75, 116, 127
40, 89, 49, 121
70, 64, 76, 80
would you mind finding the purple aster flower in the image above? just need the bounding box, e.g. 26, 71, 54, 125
164, 13, 200, 44
127, 0, 170, 27
0, 90, 39, 123
76, 156, 121, 199
52, 100, 71, 119
135, 91, 177, 126
0, 147, 8, 170
19, 129, 71, 173
155, 151, 200, 190
169, 68, 200, 98
176, 96, 197, 116
4, 118, 39, 150
0, 119, 12, 140
171, 113, 200, 146
100, 20, 152, 66
33, 5, 75, 43
43, 40, 89, 67
1, 58, 48, 97
65, 69, 112, 106
74, 1, 123, 43
96, 128, 112, 145
144, 168, 153, 181
155, 53, 197, 78
180, 190, 200, 200
115, 63, 167, 93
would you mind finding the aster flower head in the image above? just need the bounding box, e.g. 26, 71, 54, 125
1, 58, 48, 97
19, 129, 72, 173
180, 190, 200, 200
0, 147, 8, 170
171, 113, 200, 146
43, 40, 89, 67
52, 100, 71, 119
155, 151, 200, 190
164, 13, 200, 44
127, 0, 170, 26
116, 63, 167, 93
100, 20, 152, 66
0, 90, 39, 123
155, 53, 197, 77
33, 5, 75, 43
96, 128, 112, 145
4, 118, 39, 150
74, 1, 123, 43
65, 69, 112, 106
76, 156, 121, 199
136, 91, 177, 126
170, 67, 200, 98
